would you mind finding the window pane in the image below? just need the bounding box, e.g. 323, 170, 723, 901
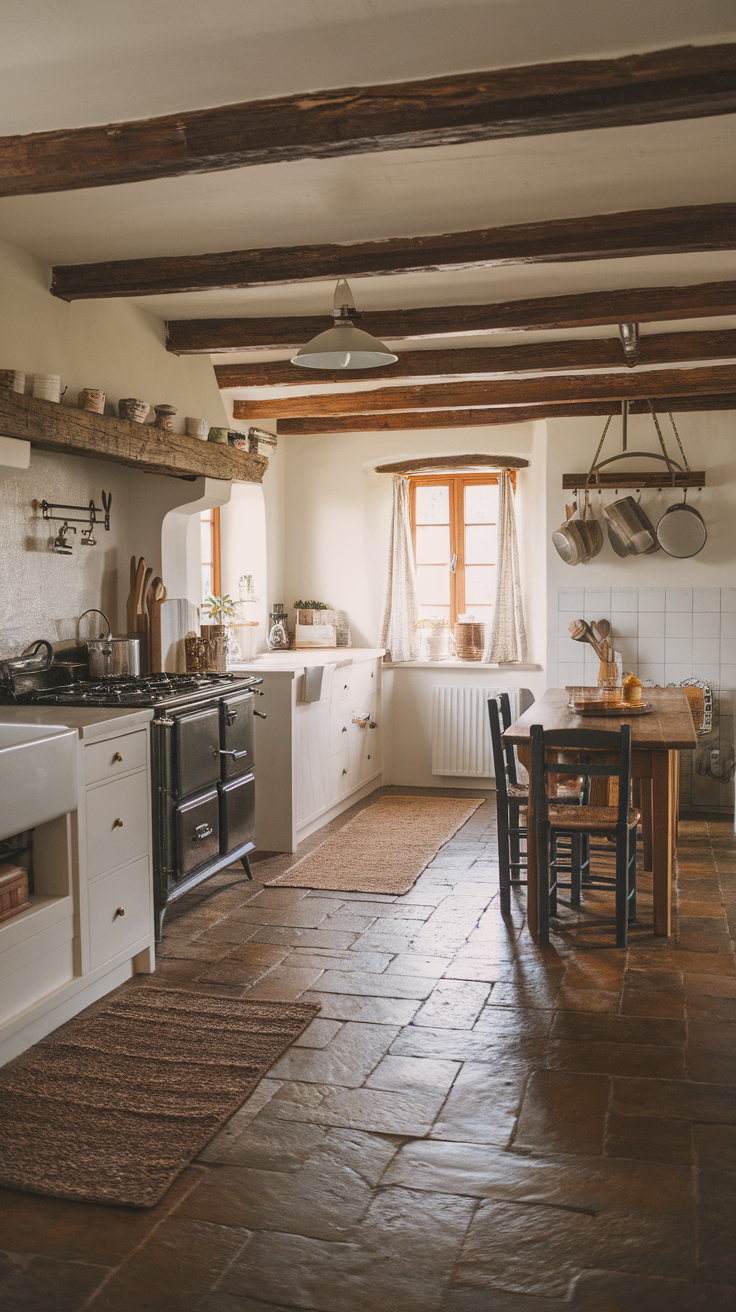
201, 519, 212, 558
464, 483, 498, 524
415, 484, 449, 524
416, 564, 450, 607
417, 603, 451, 624
416, 524, 450, 564
465, 523, 496, 564
464, 564, 495, 606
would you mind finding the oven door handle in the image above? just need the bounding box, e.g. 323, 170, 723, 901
193, 823, 213, 841
254, 710, 267, 719
219, 748, 248, 760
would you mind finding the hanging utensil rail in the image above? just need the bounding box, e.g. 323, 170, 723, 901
40, 490, 112, 530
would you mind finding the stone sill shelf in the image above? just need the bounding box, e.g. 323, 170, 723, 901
0, 385, 268, 482
384, 660, 543, 670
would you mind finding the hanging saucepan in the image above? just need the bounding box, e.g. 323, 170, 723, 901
605, 493, 659, 555
657, 492, 707, 557
552, 513, 586, 565
576, 490, 604, 561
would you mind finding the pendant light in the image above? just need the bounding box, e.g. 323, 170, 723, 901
290, 279, 398, 370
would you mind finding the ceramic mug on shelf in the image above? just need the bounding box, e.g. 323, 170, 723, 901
118, 398, 149, 422
153, 404, 177, 431
186, 417, 210, 440
78, 388, 105, 414
32, 373, 61, 403
208, 427, 229, 445
0, 370, 24, 393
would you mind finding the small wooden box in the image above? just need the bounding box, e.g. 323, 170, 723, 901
0, 864, 31, 924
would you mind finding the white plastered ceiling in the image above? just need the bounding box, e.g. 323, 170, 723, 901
0, 0, 734, 365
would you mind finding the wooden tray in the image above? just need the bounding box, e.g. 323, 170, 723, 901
576, 702, 653, 716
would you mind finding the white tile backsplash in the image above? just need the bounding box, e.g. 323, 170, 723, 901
666, 587, 693, 613
665, 611, 693, 639
638, 587, 665, 613
693, 588, 720, 612
555, 586, 736, 695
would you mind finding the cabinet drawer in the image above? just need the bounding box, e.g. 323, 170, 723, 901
330, 746, 353, 799
88, 856, 150, 970
348, 693, 378, 747
351, 729, 380, 784
84, 730, 147, 785
331, 667, 353, 705
86, 771, 149, 880
349, 660, 379, 700
330, 704, 352, 754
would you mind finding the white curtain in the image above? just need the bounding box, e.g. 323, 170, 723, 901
380, 476, 419, 662
484, 470, 528, 664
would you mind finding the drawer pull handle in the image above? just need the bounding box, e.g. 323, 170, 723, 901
113, 752, 123, 763
113, 817, 124, 828
369, 721, 377, 729
341, 726, 347, 734
254, 710, 267, 719
219, 748, 248, 760
194, 824, 213, 841
226, 709, 238, 725
115, 906, 125, 917
342, 768, 348, 776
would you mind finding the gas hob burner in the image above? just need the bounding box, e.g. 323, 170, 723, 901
25, 669, 260, 709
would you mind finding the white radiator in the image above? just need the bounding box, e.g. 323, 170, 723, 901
431, 685, 521, 777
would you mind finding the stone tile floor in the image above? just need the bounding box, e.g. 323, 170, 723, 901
2, 785, 736, 1311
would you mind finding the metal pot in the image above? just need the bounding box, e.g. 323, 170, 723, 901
656, 498, 707, 558
552, 517, 586, 565
605, 495, 659, 555
77, 609, 141, 678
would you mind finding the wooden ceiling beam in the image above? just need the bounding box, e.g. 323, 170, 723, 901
278, 393, 736, 434
5, 43, 736, 198
51, 204, 736, 300
232, 363, 736, 420
215, 328, 736, 389
168, 280, 736, 352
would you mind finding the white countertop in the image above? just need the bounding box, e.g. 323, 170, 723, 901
231, 647, 385, 675
0, 705, 153, 741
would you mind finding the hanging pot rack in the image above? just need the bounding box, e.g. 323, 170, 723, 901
562, 403, 705, 492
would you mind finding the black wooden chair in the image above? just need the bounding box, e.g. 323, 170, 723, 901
530, 723, 639, 948
488, 694, 584, 918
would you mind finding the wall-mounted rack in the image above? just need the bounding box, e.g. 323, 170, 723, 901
562, 469, 706, 491
40, 490, 112, 530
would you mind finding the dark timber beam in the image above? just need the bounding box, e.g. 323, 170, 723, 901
51, 205, 736, 300
232, 363, 736, 420
168, 280, 736, 352
215, 329, 736, 389
5, 43, 736, 198
277, 393, 736, 434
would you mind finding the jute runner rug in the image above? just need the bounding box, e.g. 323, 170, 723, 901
267, 794, 485, 895
0, 988, 318, 1208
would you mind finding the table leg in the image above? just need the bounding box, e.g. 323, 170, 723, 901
652, 750, 674, 937
517, 744, 537, 942
640, 776, 653, 872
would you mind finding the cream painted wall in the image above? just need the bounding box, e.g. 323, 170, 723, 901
545, 409, 736, 682
278, 424, 547, 661
0, 234, 230, 656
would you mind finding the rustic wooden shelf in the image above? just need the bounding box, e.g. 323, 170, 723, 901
562, 470, 705, 489
0, 386, 267, 482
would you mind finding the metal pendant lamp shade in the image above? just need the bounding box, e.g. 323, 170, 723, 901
291, 279, 398, 371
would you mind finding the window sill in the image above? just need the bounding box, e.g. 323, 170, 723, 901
383, 660, 543, 671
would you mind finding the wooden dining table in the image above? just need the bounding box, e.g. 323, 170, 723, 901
504, 687, 697, 941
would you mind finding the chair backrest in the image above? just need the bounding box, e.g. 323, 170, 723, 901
530, 724, 632, 832
488, 696, 517, 801
496, 691, 519, 783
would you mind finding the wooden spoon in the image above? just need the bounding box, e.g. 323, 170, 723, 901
568, 618, 607, 661
590, 619, 611, 647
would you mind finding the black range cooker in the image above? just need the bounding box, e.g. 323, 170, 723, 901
21, 671, 265, 936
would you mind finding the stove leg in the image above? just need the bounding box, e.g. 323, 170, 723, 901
156, 905, 168, 941
241, 853, 253, 880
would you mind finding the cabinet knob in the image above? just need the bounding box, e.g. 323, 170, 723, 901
341, 726, 347, 733
342, 768, 347, 775
113, 817, 124, 828
113, 752, 123, 762
115, 906, 125, 917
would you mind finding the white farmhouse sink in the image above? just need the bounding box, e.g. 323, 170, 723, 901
0, 722, 78, 841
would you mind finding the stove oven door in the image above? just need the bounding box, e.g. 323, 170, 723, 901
174, 706, 220, 796
219, 771, 256, 854
220, 693, 254, 780
176, 787, 220, 875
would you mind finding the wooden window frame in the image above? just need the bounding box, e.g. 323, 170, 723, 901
201, 506, 222, 598
408, 471, 515, 626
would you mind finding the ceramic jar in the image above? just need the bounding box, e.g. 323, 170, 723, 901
32, 373, 61, 403
186, 417, 210, 440
119, 398, 150, 422
208, 427, 229, 445
0, 370, 24, 393
153, 404, 177, 431
78, 388, 105, 413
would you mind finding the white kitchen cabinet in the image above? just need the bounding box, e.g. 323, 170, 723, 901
0, 707, 155, 1067
233, 649, 384, 853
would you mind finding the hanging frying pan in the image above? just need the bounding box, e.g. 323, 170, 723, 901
657, 494, 707, 557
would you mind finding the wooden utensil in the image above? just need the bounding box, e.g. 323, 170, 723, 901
126, 555, 138, 632
590, 619, 611, 646
568, 618, 607, 661
148, 579, 166, 673
133, 557, 146, 622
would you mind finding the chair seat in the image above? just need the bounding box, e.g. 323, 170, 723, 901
548, 804, 640, 833
508, 782, 528, 800
508, 777, 583, 804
